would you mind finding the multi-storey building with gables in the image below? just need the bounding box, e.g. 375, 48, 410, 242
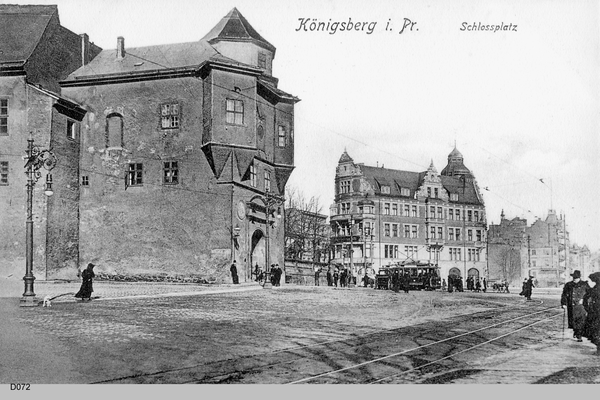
330, 147, 487, 282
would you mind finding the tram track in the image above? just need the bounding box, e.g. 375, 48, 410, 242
91, 298, 559, 384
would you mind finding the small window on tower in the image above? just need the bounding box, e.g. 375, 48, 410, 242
258, 52, 267, 69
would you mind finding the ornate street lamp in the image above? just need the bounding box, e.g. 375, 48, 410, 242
20, 134, 57, 307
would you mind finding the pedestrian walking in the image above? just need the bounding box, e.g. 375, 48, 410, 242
327, 268, 333, 286
340, 269, 347, 287
402, 272, 410, 293
441, 278, 447, 292
333, 268, 339, 287
230, 260, 239, 284
561, 270, 590, 342
275, 264, 282, 286
253, 263, 261, 282
270, 264, 276, 285
483, 277, 487, 293
475, 278, 482, 292
523, 277, 534, 300
74, 263, 95, 301
392, 269, 400, 293
314, 266, 321, 286
582, 272, 600, 355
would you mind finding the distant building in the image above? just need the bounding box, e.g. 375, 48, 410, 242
488, 209, 572, 287
487, 211, 528, 285
329, 147, 487, 281
0, 5, 100, 279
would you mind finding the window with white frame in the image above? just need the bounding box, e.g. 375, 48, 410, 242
392, 224, 398, 237
340, 180, 351, 194
161, 103, 180, 129
226, 99, 244, 125
405, 245, 418, 259
411, 225, 418, 238
264, 170, 271, 192
401, 187, 410, 196
384, 223, 390, 237
404, 224, 410, 238
278, 125, 286, 147
384, 203, 390, 215
450, 193, 459, 201
411, 205, 417, 217
392, 204, 398, 215
381, 185, 390, 194
448, 228, 455, 241
249, 164, 257, 187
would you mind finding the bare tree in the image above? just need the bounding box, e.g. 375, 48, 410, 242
284, 187, 331, 263
497, 245, 522, 284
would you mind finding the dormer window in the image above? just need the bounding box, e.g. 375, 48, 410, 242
450, 193, 459, 201
381, 185, 390, 194
400, 187, 410, 197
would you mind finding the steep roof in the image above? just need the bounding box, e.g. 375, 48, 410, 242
360, 165, 483, 205
63, 39, 259, 83
202, 7, 276, 54
0, 5, 57, 65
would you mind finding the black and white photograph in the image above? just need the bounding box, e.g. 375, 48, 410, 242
0, 0, 599, 392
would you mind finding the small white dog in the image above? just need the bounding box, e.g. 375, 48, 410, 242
42, 295, 52, 307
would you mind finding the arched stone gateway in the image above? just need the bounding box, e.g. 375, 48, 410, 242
449, 267, 462, 277
250, 229, 266, 281
468, 268, 480, 280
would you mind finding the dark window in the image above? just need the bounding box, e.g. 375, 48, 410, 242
81, 176, 89, 186
67, 119, 78, 140
127, 163, 143, 186
226, 99, 244, 125
0, 99, 7, 135
258, 52, 267, 69
163, 161, 179, 184
0, 161, 8, 184
161, 103, 180, 129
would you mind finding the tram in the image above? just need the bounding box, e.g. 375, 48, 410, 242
375, 261, 441, 291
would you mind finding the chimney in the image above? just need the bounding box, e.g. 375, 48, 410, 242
117, 36, 125, 59
80, 33, 90, 66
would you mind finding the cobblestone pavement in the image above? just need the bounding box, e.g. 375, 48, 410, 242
1, 280, 599, 386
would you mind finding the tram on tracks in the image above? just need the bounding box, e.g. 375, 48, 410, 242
375, 261, 441, 291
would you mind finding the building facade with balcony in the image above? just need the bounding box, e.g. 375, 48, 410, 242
329, 148, 487, 281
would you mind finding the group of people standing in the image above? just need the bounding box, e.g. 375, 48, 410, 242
323, 267, 354, 287
250, 263, 283, 286
466, 276, 487, 292
561, 270, 600, 354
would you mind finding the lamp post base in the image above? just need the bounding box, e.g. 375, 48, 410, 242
20, 296, 39, 307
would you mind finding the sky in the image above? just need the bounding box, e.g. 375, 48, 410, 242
15, 0, 600, 251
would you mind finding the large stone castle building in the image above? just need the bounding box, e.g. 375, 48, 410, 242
1, 7, 298, 283
330, 147, 487, 281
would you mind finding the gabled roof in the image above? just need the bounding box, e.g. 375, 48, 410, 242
202, 8, 276, 54
0, 5, 57, 65
63, 40, 259, 83
360, 164, 483, 205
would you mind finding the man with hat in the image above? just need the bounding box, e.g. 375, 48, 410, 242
561, 270, 590, 341
582, 272, 600, 354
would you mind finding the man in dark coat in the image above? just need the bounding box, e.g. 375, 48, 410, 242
75, 263, 95, 301
521, 277, 534, 300
561, 270, 590, 341
327, 268, 333, 286
314, 266, 321, 286
333, 269, 339, 287
583, 272, 600, 355
230, 260, 239, 284
483, 278, 487, 293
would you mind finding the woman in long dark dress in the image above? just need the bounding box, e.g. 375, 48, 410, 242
583, 272, 600, 355
75, 263, 95, 301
